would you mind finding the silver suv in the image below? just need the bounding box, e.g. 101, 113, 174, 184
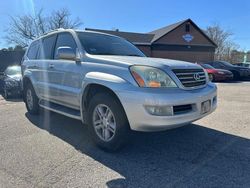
21, 29, 217, 150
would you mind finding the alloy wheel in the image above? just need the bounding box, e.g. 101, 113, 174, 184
92, 104, 116, 142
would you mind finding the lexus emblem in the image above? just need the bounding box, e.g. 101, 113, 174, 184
193, 73, 201, 81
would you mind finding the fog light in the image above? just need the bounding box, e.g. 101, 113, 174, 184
145, 105, 173, 116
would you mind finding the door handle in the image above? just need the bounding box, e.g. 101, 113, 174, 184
49, 64, 54, 69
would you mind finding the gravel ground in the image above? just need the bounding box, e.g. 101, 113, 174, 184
0, 82, 250, 188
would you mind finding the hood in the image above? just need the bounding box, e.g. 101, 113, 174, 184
90, 55, 201, 70
6, 74, 22, 81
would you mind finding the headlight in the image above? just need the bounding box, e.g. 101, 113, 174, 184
130, 66, 177, 88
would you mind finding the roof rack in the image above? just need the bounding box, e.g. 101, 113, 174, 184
44, 28, 65, 35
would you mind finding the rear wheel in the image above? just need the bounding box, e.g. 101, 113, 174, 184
87, 92, 130, 151
24, 83, 39, 114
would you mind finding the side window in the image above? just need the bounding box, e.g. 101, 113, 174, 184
217, 62, 224, 68
211, 63, 217, 68
27, 41, 39, 59
54, 33, 77, 58
38, 34, 57, 59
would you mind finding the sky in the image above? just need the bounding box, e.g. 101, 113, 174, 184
0, 0, 250, 51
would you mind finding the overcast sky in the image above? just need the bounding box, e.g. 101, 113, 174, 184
0, 0, 250, 51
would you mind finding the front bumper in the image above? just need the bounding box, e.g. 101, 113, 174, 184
117, 82, 217, 131
5, 84, 22, 96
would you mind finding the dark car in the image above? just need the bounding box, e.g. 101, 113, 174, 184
206, 61, 250, 80
0, 65, 22, 99
199, 63, 233, 81
235, 62, 250, 68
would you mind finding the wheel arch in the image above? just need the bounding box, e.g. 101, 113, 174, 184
81, 83, 129, 127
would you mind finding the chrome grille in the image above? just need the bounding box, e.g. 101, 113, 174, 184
172, 69, 206, 88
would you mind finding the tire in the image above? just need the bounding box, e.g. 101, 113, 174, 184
208, 74, 214, 82
87, 92, 130, 151
3, 87, 9, 99
24, 82, 39, 115
232, 71, 240, 81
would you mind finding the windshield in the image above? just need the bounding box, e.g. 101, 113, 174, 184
200, 64, 215, 69
5, 66, 21, 76
77, 32, 145, 57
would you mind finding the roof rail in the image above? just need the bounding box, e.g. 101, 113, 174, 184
44, 28, 65, 35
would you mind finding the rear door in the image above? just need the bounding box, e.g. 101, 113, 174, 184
22, 41, 40, 92
35, 34, 57, 100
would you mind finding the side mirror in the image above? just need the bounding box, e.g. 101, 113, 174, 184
56, 46, 77, 61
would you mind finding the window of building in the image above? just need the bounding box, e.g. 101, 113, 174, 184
185, 23, 190, 32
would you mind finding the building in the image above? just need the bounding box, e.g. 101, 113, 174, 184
86, 19, 217, 63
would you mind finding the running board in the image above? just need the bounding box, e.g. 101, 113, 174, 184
39, 99, 81, 120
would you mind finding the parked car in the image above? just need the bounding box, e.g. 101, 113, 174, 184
1, 65, 22, 99
21, 29, 217, 151
206, 61, 250, 80
198, 63, 233, 81
235, 62, 250, 68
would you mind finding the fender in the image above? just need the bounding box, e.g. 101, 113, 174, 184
79, 72, 133, 122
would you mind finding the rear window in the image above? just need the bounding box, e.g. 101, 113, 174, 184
27, 41, 39, 59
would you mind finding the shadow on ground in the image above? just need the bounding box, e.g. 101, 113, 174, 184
0, 92, 23, 102
25, 111, 250, 187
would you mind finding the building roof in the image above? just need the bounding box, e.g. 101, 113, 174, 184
85, 28, 154, 45
148, 20, 186, 43
86, 19, 217, 47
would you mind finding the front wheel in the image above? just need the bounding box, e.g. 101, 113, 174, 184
24, 83, 39, 114
87, 93, 130, 151
232, 71, 240, 81
3, 87, 9, 99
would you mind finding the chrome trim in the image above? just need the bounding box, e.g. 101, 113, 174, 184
175, 72, 205, 76
181, 80, 206, 84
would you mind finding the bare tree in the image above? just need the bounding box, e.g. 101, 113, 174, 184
5, 8, 83, 48
205, 23, 239, 63
49, 8, 82, 30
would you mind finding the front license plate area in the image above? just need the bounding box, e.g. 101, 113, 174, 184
201, 100, 211, 114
